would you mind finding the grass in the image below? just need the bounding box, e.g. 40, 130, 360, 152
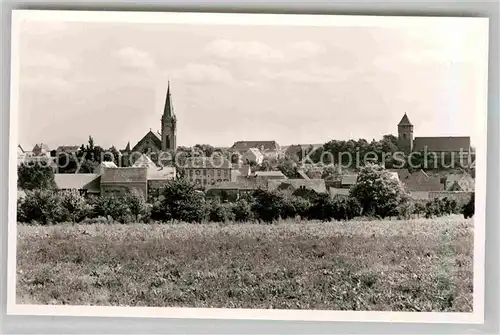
16, 216, 474, 312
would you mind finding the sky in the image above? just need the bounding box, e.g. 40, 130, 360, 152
14, 13, 489, 150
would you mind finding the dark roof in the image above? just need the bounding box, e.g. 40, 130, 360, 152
396, 169, 443, 192
56, 145, 80, 152
54, 174, 100, 192
183, 156, 232, 169
230, 141, 280, 152
33, 143, 50, 152
398, 113, 413, 126
413, 136, 471, 152
254, 171, 287, 179
132, 130, 163, 152
101, 167, 148, 183
268, 179, 327, 193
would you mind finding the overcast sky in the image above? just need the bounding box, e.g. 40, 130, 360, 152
15, 14, 488, 150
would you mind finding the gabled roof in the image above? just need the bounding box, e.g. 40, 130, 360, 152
445, 173, 475, 191
32, 143, 50, 152
413, 136, 471, 152
101, 167, 148, 183
254, 170, 287, 179
133, 154, 157, 168
94, 161, 118, 174
230, 141, 280, 152
398, 113, 412, 126
54, 173, 100, 192
132, 130, 163, 152
396, 169, 442, 192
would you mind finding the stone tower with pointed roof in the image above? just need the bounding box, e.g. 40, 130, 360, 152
161, 82, 177, 151
398, 113, 413, 154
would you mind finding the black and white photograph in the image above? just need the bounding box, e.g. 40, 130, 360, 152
8, 10, 488, 322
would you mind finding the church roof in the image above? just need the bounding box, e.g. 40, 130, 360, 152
131, 130, 162, 152
398, 113, 412, 126
163, 82, 174, 118
413, 136, 471, 152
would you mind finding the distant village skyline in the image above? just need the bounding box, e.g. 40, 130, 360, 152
15, 15, 486, 150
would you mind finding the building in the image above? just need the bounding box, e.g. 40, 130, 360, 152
395, 169, 443, 193
242, 148, 264, 165
94, 161, 118, 174
54, 173, 101, 196
397, 113, 471, 155
253, 170, 287, 181
100, 167, 149, 197
340, 174, 358, 189
123, 82, 177, 160
183, 156, 233, 188
444, 172, 475, 191
56, 145, 80, 154
268, 179, 327, 194
230, 140, 281, 158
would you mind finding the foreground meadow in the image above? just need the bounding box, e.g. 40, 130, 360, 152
16, 216, 473, 312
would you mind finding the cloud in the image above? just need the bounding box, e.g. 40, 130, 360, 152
205, 39, 284, 62
205, 39, 326, 62
20, 75, 72, 92
259, 65, 356, 84
21, 52, 71, 72
115, 47, 155, 69
167, 63, 234, 84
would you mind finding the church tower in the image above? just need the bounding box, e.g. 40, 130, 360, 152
397, 113, 413, 154
161, 82, 177, 151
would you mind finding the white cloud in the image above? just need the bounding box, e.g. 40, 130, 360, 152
205, 39, 326, 62
21, 52, 71, 72
259, 65, 356, 84
21, 75, 72, 92
115, 47, 155, 69
168, 63, 234, 84
205, 39, 284, 62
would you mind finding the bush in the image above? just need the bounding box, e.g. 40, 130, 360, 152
251, 189, 286, 223
307, 193, 336, 222
58, 190, 92, 223
123, 190, 151, 223
424, 197, 459, 218
17, 189, 64, 224
89, 194, 132, 223
208, 200, 235, 223
232, 198, 254, 222
291, 196, 312, 220
349, 164, 411, 218
462, 193, 475, 219
158, 179, 206, 223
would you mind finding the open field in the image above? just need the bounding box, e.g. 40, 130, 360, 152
16, 216, 473, 312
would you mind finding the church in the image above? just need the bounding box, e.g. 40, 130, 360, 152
397, 113, 471, 154
121, 83, 177, 161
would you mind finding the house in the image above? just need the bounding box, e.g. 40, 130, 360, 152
100, 167, 148, 198
395, 169, 443, 192
230, 140, 281, 158
32, 143, 50, 156
183, 156, 233, 188
205, 180, 259, 202
146, 166, 177, 199
253, 170, 287, 181
54, 173, 101, 196
132, 154, 157, 168
444, 173, 475, 191
94, 161, 118, 174
242, 148, 264, 165
329, 188, 350, 198
231, 164, 252, 182
268, 179, 327, 194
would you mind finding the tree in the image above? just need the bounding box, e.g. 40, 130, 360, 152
17, 163, 56, 190
159, 179, 206, 223
349, 164, 411, 218
59, 190, 92, 222
462, 193, 475, 219
193, 144, 215, 157
17, 189, 64, 224
251, 188, 286, 223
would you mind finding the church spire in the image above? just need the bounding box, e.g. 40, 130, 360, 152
398, 113, 412, 126
163, 81, 174, 118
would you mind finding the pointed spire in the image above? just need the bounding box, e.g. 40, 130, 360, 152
398, 113, 412, 126
163, 81, 173, 118
125, 141, 131, 152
